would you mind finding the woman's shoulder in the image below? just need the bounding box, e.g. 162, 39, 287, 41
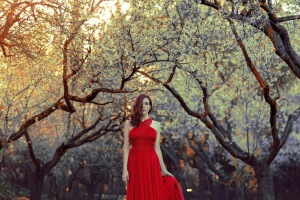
151, 119, 161, 128
152, 119, 159, 124
125, 120, 134, 129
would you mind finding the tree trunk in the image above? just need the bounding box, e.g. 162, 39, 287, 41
196, 171, 205, 200
239, 176, 245, 200
176, 169, 189, 200
47, 173, 57, 200
30, 170, 45, 200
222, 183, 229, 200
98, 183, 105, 200
87, 184, 97, 200
254, 164, 275, 200
208, 178, 218, 200
214, 181, 221, 200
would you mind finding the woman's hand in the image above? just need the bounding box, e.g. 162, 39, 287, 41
162, 170, 174, 177
122, 170, 129, 184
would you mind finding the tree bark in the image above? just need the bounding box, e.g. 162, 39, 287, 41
98, 183, 105, 200
254, 163, 275, 200
30, 169, 46, 200
207, 177, 218, 200
222, 183, 229, 200
196, 171, 205, 200
176, 168, 189, 200
86, 183, 97, 200
239, 176, 246, 200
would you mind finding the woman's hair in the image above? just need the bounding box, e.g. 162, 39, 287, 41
129, 93, 153, 127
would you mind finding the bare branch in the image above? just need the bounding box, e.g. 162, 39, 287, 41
276, 107, 300, 149
275, 15, 300, 22
43, 113, 122, 174
186, 134, 227, 180
138, 69, 255, 165
228, 19, 283, 166
0, 98, 69, 149
69, 88, 136, 103
24, 130, 42, 168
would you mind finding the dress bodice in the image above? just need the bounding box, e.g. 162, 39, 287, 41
129, 118, 157, 151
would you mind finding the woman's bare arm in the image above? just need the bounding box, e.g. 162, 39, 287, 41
154, 122, 168, 173
123, 120, 131, 172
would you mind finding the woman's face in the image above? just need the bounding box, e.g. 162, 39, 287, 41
141, 97, 151, 115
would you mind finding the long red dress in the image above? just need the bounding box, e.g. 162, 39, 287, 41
126, 117, 184, 200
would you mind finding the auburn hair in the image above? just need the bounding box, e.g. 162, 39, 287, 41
129, 93, 153, 127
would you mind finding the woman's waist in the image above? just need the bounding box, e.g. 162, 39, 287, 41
130, 146, 155, 152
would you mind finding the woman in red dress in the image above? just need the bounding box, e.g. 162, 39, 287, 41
122, 93, 184, 200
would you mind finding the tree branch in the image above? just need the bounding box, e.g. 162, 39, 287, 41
43, 113, 121, 174
280, 107, 300, 145
228, 19, 283, 166
265, 106, 300, 166
24, 130, 42, 169
69, 88, 136, 103
138, 68, 255, 165
186, 134, 227, 180
0, 98, 69, 149
197, 0, 300, 78
275, 15, 300, 22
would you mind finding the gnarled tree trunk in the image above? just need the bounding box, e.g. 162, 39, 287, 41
30, 169, 46, 200
254, 163, 275, 200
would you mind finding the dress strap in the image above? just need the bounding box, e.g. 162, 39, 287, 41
141, 117, 152, 126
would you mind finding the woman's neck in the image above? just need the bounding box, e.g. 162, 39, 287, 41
141, 115, 150, 122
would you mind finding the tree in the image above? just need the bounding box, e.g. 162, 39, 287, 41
126, 0, 300, 199
0, 0, 136, 151
1, 0, 299, 199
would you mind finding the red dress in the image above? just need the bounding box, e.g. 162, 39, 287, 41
126, 117, 184, 200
